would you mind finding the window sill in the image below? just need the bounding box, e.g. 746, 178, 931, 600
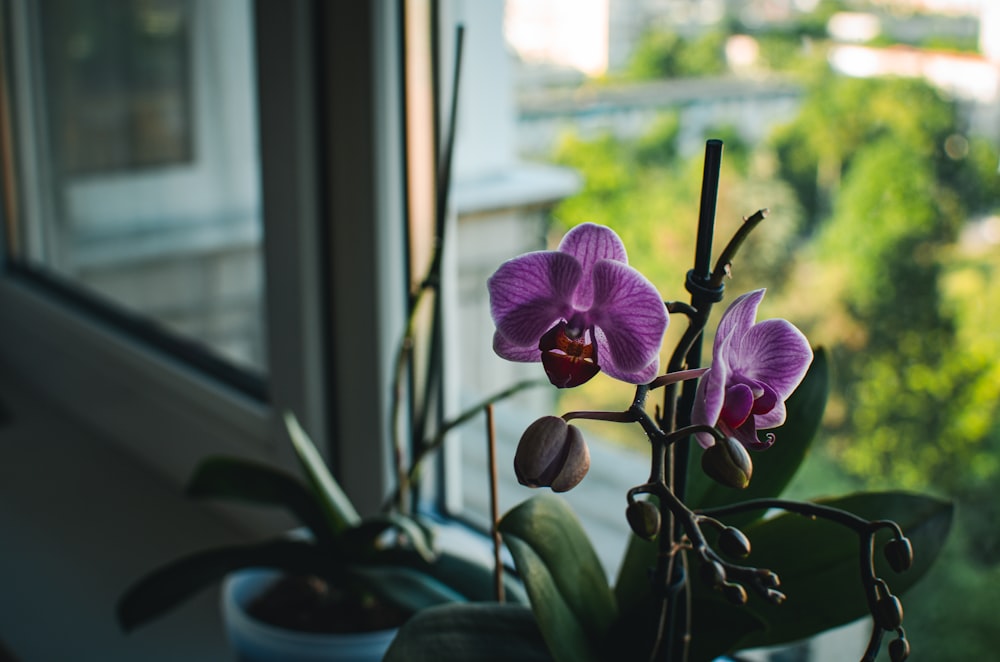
0, 370, 276, 660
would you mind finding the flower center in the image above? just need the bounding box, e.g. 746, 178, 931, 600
538, 321, 600, 388
720, 378, 778, 429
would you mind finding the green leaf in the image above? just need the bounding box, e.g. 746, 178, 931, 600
713, 491, 954, 651
384, 603, 553, 662
687, 346, 830, 522
352, 565, 468, 613
613, 517, 657, 613
284, 410, 361, 533
116, 539, 332, 632
186, 457, 333, 545
338, 513, 437, 564
375, 545, 529, 605
498, 495, 617, 662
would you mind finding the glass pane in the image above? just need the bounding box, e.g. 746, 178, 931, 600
6, 0, 265, 374
450, 1, 999, 658
40, 0, 194, 174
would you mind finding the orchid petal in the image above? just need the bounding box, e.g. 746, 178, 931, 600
754, 398, 787, 430
598, 352, 660, 385
713, 289, 765, 356
492, 331, 543, 363
488, 251, 580, 347
731, 318, 813, 399
588, 260, 667, 373
557, 223, 628, 308
692, 364, 727, 448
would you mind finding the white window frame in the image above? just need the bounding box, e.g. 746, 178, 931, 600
0, 0, 407, 516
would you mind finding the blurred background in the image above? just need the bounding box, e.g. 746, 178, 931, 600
447, 1, 1000, 659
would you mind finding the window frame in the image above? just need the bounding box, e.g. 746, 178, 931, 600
0, 0, 408, 515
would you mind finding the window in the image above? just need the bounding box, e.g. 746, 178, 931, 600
444, 1, 1000, 659
0, 1, 409, 513
8, 0, 265, 375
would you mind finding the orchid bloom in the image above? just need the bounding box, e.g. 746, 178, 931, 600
692, 289, 812, 450
487, 223, 668, 388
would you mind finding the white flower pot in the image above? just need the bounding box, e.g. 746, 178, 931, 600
221, 569, 399, 662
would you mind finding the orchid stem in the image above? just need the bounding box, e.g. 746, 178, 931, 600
658, 139, 725, 662
390, 25, 465, 515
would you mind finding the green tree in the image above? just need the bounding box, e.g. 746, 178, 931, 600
770, 74, 955, 234
624, 29, 728, 80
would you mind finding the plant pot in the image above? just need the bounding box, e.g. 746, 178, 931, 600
221, 569, 399, 662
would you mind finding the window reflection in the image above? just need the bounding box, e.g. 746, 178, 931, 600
41, 0, 193, 174
7, 0, 266, 374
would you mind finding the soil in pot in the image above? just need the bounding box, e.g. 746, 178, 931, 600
245, 575, 409, 634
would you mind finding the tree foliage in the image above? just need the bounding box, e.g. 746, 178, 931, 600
546, 52, 1000, 656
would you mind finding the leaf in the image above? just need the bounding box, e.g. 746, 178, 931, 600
375, 545, 529, 605
687, 346, 830, 522
498, 495, 617, 662
687, 596, 768, 662
384, 603, 553, 662
186, 457, 333, 545
116, 539, 333, 632
710, 491, 954, 651
284, 410, 361, 533
613, 515, 657, 613
351, 565, 468, 613
338, 513, 437, 564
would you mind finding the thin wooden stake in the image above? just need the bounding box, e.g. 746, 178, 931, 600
485, 404, 505, 603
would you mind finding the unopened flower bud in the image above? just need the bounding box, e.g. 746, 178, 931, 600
513, 416, 590, 492
765, 588, 786, 605
701, 437, 753, 489
699, 560, 727, 589
875, 594, 904, 631
755, 569, 780, 589
718, 526, 752, 559
889, 635, 910, 661
884, 537, 914, 573
722, 582, 748, 605
626, 500, 661, 540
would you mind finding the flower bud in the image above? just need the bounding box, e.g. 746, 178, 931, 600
722, 582, 748, 605
513, 416, 590, 492
755, 569, 780, 589
884, 537, 914, 573
889, 636, 910, 661
699, 560, 727, 589
765, 588, 786, 605
875, 594, 904, 631
701, 437, 753, 489
626, 500, 661, 541
718, 526, 752, 559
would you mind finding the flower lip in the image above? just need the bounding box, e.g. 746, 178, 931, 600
488, 223, 668, 387
539, 322, 600, 388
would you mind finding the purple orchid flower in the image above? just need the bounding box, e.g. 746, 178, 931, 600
487, 223, 668, 388
692, 289, 812, 450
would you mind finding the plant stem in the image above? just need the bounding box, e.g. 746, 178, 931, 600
390, 25, 465, 515
659, 139, 725, 662
384, 378, 543, 512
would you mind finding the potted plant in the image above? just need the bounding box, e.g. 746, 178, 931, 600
384, 142, 954, 662
117, 411, 527, 661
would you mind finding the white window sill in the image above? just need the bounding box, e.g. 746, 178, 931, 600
0, 371, 283, 660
